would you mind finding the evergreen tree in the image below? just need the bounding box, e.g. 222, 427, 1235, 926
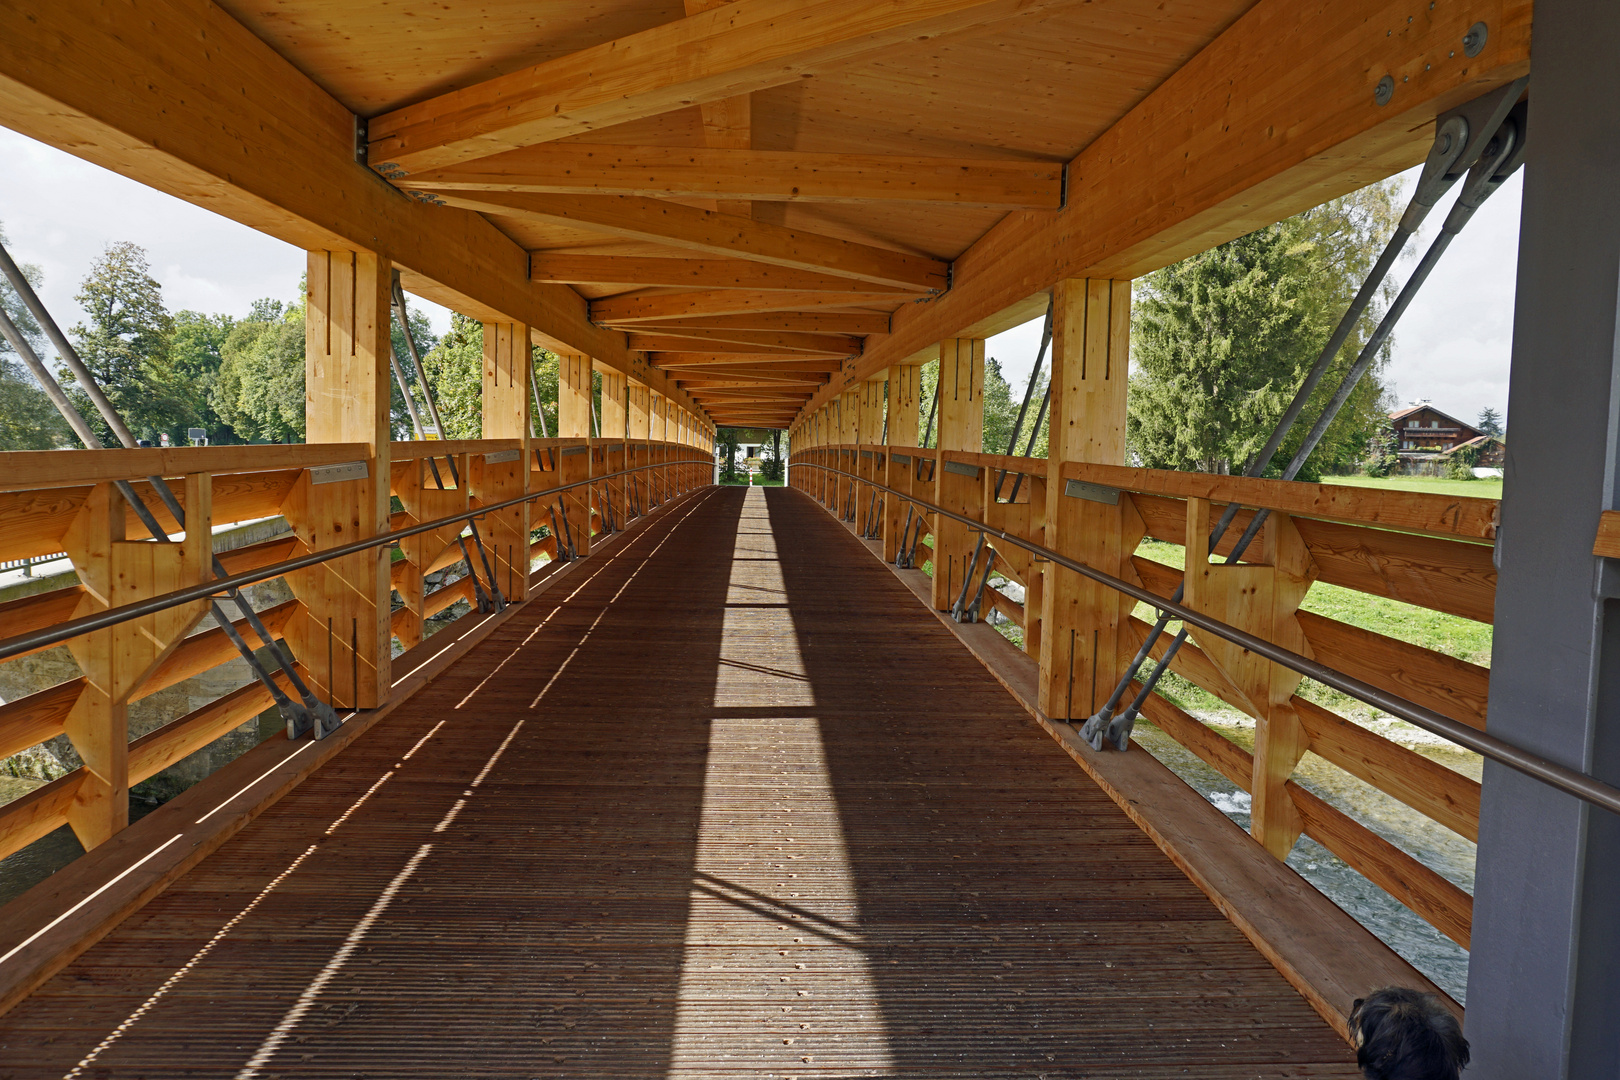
0, 225, 73, 449
1477, 406, 1503, 437
1127, 181, 1402, 476
914, 356, 1022, 450
66, 241, 192, 445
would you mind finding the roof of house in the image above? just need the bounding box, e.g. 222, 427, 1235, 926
1390, 403, 1480, 432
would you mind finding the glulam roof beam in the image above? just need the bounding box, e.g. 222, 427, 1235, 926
649, 355, 846, 371
365, 0, 1071, 174
399, 145, 1063, 207
592, 290, 898, 323
792, 0, 1533, 422
616, 326, 863, 353
530, 255, 917, 293
437, 192, 947, 291
626, 312, 891, 335
626, 334, 854, 357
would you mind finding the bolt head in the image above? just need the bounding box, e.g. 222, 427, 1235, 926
1374, 75, 1395, 106
1463, 20, 1488, 57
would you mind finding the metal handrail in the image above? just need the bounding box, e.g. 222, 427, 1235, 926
795, 457, 1620, 818
0, 455, 704, 665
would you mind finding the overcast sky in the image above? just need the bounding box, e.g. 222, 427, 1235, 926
1, 127, 1518, 431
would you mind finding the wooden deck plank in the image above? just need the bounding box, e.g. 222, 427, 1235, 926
0, 487, 1356, 1078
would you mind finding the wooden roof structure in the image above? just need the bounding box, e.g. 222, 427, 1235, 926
0, 0, 1531, 430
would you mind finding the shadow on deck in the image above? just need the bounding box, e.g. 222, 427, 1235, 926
0, 486, 1357, 1078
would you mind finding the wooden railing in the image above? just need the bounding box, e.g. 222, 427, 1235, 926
791, 443, 1494, 951
0, 438, 711, 865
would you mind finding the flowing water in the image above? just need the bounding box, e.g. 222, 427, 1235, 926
1132, 714, 1475, 1003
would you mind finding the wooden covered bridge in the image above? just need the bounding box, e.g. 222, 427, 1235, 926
0, 0, 1615, 1076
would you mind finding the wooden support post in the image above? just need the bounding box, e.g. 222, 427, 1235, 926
285, 250, 392, 710
557, 353, 592, 438
931, 338, 984, 610
856, 376, 884, 535
598, 363, 628, 523
627, 379, 650, 513
1183, 497, 1317, 858
60, 476, 212, 848
478, 321, 532, 597
1038, 279, 1133, 720
883, 363, 920, 562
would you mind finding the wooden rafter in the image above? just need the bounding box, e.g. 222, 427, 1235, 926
530, 255, 917, 293
436, 192, 947, 291
626, 312, 891, 335
622, 326, 863, 353
649, 354, 847, 369
399, 145, 1064, 207
593, 290, 899, 323
365, 0, 1070, 174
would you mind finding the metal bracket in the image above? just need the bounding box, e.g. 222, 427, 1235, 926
310, 460, 370, 485
942, 460, 981, 479
1063, 479, 1120, 504
483, 449, 521, 464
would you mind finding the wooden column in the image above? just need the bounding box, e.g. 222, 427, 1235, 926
856, 376, 884, 535
557, 353, 592, 439
628, 379, 650, 439
1038, 279, 1135, 721
286, 249, 393, 710
932, 338, 984, 610
883, 363, 920, 561
597, 362, 629, 524
598, 363, 627, 439
477, 321, 532, 599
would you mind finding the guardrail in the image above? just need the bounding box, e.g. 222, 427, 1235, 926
791, 443, 1616, 955
0, 439, 711, 867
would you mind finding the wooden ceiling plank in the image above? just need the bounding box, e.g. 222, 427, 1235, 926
436, 192, 947, 291
400, 145, 1064, 207
365, 0, 1072, 174
594, 290, 902, 323
530, 254, 918, 293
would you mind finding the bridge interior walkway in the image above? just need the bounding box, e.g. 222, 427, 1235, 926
0, 486, 1357, 1078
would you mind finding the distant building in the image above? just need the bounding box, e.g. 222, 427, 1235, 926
1390, 401, 1482, 455
1388, 401, 1505, 475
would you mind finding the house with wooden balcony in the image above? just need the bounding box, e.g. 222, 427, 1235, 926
0, 1, 1615, 1078
1392, 401, 1485, 454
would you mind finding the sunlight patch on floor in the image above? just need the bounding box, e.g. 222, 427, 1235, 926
669, 489, 894, 1078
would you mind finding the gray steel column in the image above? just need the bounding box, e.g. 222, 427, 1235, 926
1466, 0, 1620, 1075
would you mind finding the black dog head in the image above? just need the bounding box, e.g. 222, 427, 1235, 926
1350, 988, 1470, 1080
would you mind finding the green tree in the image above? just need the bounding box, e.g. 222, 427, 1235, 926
66, 241, 193, 445
212, 299, 306, 442
170, 310, 236, 442
0, 225, 73, 449
1127, 180, 1402, 477
913, 357, 1022, 450
418, 313, 485, 438
1477, 406, 1503, 437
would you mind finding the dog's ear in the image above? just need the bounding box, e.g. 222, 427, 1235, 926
1352, 998, 1364, 1011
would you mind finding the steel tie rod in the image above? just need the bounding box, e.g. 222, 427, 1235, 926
0, 242, 340, 737
1081, 85, 1527, 752
388, 275, 502, 612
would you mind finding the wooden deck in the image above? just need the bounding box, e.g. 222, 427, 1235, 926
0, 486, 1358, 1078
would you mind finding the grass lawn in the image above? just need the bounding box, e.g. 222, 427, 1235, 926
1131, 537, 1492, 720
1323, 473, 1502, 500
